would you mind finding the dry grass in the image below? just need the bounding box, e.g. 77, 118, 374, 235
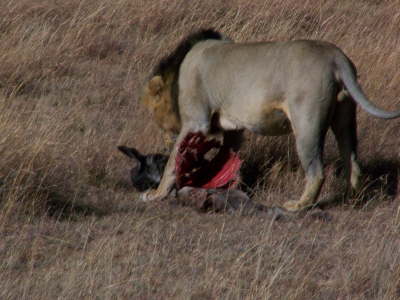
0, 0, 400, 299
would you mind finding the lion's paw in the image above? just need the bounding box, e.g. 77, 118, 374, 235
140, 190, 162, 202
283, 200, 304, 212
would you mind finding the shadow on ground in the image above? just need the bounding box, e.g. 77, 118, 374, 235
318, 158, 399, 210
239, 140, 299, 194
45, 191, 106, 220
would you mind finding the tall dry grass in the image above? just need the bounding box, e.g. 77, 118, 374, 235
0, 0, 399, 299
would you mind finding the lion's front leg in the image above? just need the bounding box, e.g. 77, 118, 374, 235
140, 127, 194, 202
140, 143, 179, 202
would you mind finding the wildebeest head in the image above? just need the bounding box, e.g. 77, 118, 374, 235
117, 145, 168, 191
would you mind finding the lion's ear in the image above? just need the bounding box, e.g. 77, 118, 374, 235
148, 75, 164, 96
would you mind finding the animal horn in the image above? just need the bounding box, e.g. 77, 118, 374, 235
117, 146, 145, 164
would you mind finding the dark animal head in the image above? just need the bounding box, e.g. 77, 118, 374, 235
117, 145, 168, 191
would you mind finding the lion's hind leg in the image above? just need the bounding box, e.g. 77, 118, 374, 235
283, 97, 332, 212
283, 131, 326, 212
331, 99, 362, 195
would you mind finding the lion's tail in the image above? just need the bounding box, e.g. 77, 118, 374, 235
335, 55, 400, 119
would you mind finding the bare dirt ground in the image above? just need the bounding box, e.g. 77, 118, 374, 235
0, 0, 399, 299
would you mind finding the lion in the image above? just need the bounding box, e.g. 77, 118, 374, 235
139, 29, 400, 211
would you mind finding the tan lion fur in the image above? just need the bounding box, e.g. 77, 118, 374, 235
142, 74, 181, 148
140, 29, 400, 211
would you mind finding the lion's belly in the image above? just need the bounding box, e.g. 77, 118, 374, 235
219, 104, 292, 136
252, 108, 292, 136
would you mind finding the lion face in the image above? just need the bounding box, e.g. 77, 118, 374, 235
141, 75, 181, 148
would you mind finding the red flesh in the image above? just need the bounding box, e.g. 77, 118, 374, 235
175, 132, 242, 189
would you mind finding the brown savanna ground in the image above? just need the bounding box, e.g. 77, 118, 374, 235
1, 0, 400, 299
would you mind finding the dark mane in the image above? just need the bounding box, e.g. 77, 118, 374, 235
150, 29, 224, 126
152, 29, 224, 77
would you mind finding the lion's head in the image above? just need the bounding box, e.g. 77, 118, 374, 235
140, 29, 224, 148
141, 73, 181, 147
